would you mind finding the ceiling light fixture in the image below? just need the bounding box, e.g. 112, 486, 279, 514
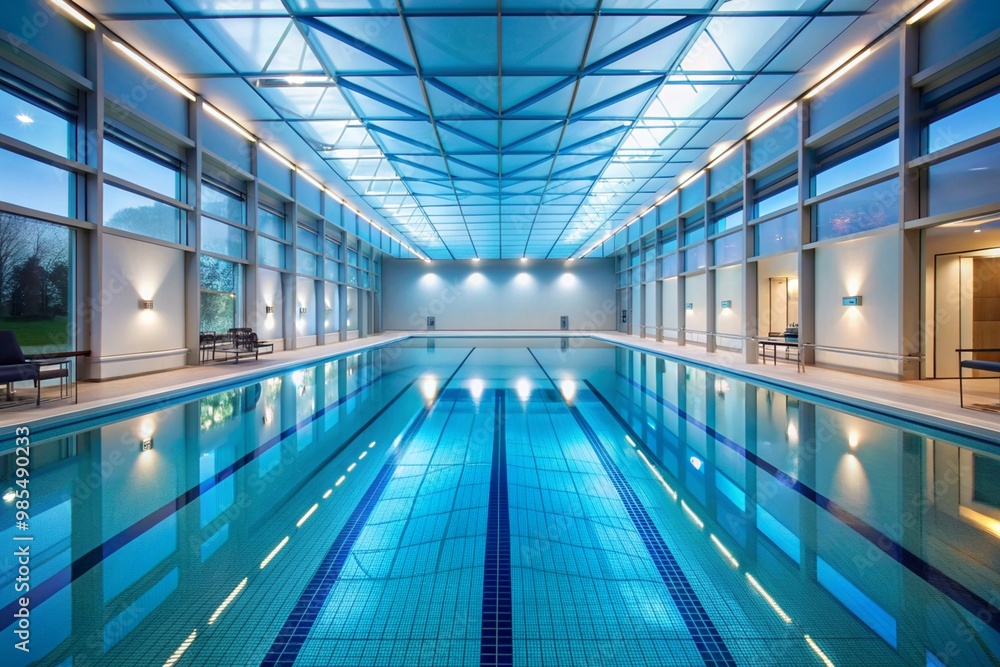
49, 0, 95, 30
906, 0, 954, 24
110, 40, 196, 101
258, 142, 295, 170
204, 104, 255, 143
805, 48, 872, 99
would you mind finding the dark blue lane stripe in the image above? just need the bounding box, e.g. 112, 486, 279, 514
0, 373, 403, 629
526, 350, 736, 667
260, 348, 475, 667
481, 390, 512, 667
612, 373, 1000, 637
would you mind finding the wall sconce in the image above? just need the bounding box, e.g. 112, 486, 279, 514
299, 307, 308, 314
685, 303, 694, 310
721, 300, 732, 309
842, 296, 862, 307
265, 305, 275, 314
140, 300, 154, 310
140, 437, 153, 452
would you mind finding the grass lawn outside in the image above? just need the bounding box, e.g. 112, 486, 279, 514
0, 317, 70, 352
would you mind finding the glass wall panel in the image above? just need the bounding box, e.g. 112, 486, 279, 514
709, 150, 742, 196
324, 259, 340, 282
684, 245, 706, 272
325, 236, 341, 259
750, 113, 798, 171
927, 142, 1000, 217
683, 222, 705, 246
680, 175, 705, 212
927, 92, 1000, 154
814, 139, 899, 196
258, 207, 286, 239
714, 232, 743, 266
200, 255, 242, 334
659, 254, 678, 278
712, 209, 743, 235
201, 218, 245, 258
0, 147, 74, 218
814, 180, 899, 241
258, 236, 285, 269
296, 249, 318, 277
297, 225, 319, 252
755, 211, 799, 256
103, 138, 180, 197
0, 213, 73, 353
202, 182, 245, 224
0, 87, 74, 158
104, 184, 182, 244
754, 185, 797, 219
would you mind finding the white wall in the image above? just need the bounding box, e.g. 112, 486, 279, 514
295, 276, 317, 348
94, 235, 187, 379
684, 273, 707, 345
662, 277, 679, 340
814, 232, 899, 376
381, 258, 616, 331
257, 267, 285, 350
715, 265, 744, 352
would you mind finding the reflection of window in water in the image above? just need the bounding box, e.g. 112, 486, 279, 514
973, 453, 1000, 508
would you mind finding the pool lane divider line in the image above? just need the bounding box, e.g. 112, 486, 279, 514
480, 390, 513, 667
611, 372, 1000, 636
260, 348, 476, 667
526, 350, 737, 667
0, 373, 412, 629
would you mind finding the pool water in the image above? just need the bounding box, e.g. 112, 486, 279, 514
1, 337, 999, 666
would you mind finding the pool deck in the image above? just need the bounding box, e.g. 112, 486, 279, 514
2, 329, 999, 446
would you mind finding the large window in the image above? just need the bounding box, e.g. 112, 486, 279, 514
200, 255, 242, 334
927, 91, 1000, 154
102, 136, 185, 243
0, 86, 74, 158
0, 213, 73, 353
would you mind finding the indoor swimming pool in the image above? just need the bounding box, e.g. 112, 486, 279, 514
1, 337, 998, 667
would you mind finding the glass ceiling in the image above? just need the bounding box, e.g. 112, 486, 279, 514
82, 0, 883, 259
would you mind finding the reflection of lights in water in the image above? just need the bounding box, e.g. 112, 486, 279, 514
689, 456, 703, 471
359, 451, 367, 459
625, 435, 636, 448
710, 534, 739, 568
515, 377, 531, 401
162, 629, 198, 667
637, 450, 676, 499
746, 573, 792, 623
848, 432, 859, 449
958, 506, 1000, 540
3, 488, 15, 503
469, 378, 485, 401
681, 500, 704, 529
347, 463, 356, 472
263, 407, 274, 425
335, 475, 346, 486
804, 635, 835, 667
559, 379, 576, 402
322, 489, 332, 499
259, 536, 289, 569
369, 441, 376, 448
292, 370, 304, 387
714, 379, 729, 394
296, 503, 319, 527
139, 419, 155, 438
421, 376, 438, 401
786, 422, 798, 444
207, 578, 247, 625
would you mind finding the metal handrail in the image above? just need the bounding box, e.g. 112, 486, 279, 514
624, 329, 924, 374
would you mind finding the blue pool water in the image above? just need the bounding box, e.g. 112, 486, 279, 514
1, 337, 999, 666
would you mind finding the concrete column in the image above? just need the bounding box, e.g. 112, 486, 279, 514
81, 26, 105, 380
899, 23, 922, 381
796, 102, 816, 367
184, 101, 204, 365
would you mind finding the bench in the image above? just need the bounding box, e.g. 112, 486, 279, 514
957, 348, 1000, 409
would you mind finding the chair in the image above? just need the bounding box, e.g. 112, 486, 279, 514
957, 348, 1000, 409
250, 332, 274, 355
0, 331, 41, 405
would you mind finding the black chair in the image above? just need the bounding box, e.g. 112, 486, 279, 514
0, 331, 41, 405
957, 348, 1000, 409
